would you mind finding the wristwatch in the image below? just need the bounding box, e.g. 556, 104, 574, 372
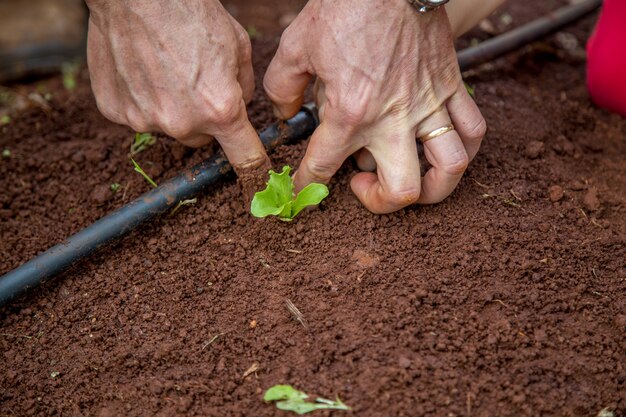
406, 0, 450, 13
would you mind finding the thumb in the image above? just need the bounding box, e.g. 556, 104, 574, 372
263, 34, 312, 120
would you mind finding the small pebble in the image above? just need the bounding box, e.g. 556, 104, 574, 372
398, 356, 411, 369
548, 185, 564, 202
583, 187, 601, 212
523, 140, 544, 159
89, 184, 112, 205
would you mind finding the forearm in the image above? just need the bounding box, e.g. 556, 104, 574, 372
445, 0, 507, 38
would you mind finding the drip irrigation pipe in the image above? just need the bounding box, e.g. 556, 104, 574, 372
456, 0, 602, 70
0, 0, 602, 307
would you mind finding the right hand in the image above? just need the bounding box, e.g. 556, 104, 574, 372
85, 0, 269, 172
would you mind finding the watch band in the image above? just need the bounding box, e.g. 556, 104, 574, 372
406, 0, 450, 13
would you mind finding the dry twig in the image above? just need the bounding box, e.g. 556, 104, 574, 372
285, 299, 307, 329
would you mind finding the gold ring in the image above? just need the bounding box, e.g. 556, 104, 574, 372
420, 124, 455, 143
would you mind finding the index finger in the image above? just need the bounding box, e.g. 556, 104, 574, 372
212, 98, 270, 174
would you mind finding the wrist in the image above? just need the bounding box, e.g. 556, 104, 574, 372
407, 0, 450, 13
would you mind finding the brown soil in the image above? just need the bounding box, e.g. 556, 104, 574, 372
1, 1, 625, 416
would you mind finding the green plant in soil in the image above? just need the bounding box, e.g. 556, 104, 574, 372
61, 61, 79, 91
170, 198, 197, 216
110, 183, 121, 193
0, 115, 10, 125
264, 385, 350, 415
250, 166, 329, 221
130, 132, 156, 156
246, 25, 261, 39
129, 158, 197, 216
465, 82, 475, 97
131, 158, 157, 188
2, 149, 10, 158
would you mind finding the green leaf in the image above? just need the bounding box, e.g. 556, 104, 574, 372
131, 158, 158, 188
264, 385, 351, 415
61, 61, 79, 91
264, 385, 309, 402
464, 82, 475, 97
276, 401, 319, 415
250, 166, 294, 219
130, 132, 156, 156
292, 183, 329, 218
250, 166, 329, 221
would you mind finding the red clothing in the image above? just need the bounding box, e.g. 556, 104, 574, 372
587, 0, 626, 117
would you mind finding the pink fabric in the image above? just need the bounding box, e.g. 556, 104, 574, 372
586, 0, 626, 117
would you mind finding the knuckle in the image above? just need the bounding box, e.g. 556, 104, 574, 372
465, 116, 487, 142
443, 149, 470, 175
158, 114, 192, 139
278, 29, 300, 59
95, 101, 122, 124
125, 111, 150, 133
207, 94, 243, 129
303, 157, 340, 183
338, 99, 369, 127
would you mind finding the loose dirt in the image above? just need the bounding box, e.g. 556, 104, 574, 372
1, 1, 624, 416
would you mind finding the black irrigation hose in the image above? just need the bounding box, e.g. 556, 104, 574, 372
0, 107, 319, 307
456, 0, 602, 70
0, 0, 602, 307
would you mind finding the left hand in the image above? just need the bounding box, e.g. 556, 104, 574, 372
263, 0, 486, 213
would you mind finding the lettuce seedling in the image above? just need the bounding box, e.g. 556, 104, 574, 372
251, 166, 328, 221
264, 385, 350, 415
130, 132, 156, 156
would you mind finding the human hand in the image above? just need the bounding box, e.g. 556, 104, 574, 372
264, 0, 486, 213
85, 0, 269, 172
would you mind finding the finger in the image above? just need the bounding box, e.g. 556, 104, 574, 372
350, 130, 421, 214
446, 82, 486, 161
416, 110, 469, 204
263, 31, 312, 120
238, 58, 255, 105
177, 133, 214, 148
354, 148, 376, 172
293, 122, 356, 192
126, 103, 162, 135
313, 78, 328, 121
87, 20, 128, 126
212, 99, 270, 173
235, 24, 255, 104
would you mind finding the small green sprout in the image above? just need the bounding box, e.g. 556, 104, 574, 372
246, 25, 261, 39
110, 183, 121, 193
0, 115, 10, 125
131, 158, 157, 188
264, 385, 350, 415
2, 149, 10, 158
251, 166, 329, 221
61, 62, 79, 91
465, 82, 475, 97
170, 198, 197, 216
130, 132, 156, 156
